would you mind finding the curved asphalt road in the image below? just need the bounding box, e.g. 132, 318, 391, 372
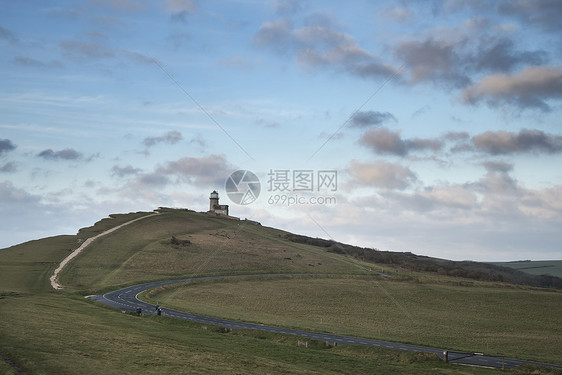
88, 274, 562, 371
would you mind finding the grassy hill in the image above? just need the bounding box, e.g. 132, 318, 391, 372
58, 209, 370, 294
285, 233, 562, 288
1, 208, 561, 374
491, 260, 562, 278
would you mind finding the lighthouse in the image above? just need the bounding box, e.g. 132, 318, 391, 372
208, 190, 229, 216
209, 190, 219, 211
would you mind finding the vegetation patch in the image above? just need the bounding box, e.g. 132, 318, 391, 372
170, 236, 191, 247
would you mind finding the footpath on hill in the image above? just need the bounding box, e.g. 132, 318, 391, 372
50, 212, 159, 290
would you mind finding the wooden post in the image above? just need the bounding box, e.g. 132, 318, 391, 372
443, 350, 448, 363
502, 357, 504, 370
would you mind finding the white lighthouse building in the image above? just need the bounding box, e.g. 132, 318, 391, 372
208, 190, 229, 216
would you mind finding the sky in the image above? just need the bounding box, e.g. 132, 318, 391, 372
1, 0, 562, 261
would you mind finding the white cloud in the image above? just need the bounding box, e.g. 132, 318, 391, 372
0, 182, 96, 248
254, 17, 399, 79
143, 130, 183, 147
346, 160, 417, 190
359, 127, 444, 156
37, 148, 83, 161
461, 66, 562, 111
472, 129, 562, 154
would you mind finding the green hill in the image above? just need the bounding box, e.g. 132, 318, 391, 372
58, 209, 371, 294
285, 233, 562, 288
1, 208, 561, 374
491, 260, 562, 278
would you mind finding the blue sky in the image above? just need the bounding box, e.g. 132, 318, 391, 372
1, 0, 562, 261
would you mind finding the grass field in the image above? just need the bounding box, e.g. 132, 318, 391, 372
1, 209, 561, 374
493, 261, 562, 278
144, 275, 562, 365
2, 293, 461, 375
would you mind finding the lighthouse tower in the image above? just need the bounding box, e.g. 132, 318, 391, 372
208, 190, 229, 216
209, 190, 219, 211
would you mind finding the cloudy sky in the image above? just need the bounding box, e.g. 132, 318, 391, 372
1, 0, 562, 261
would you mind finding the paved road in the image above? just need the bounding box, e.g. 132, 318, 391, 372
88, 274, 562, 370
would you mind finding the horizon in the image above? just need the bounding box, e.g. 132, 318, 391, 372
1, 1, 562, 262
2, 204, 560, 264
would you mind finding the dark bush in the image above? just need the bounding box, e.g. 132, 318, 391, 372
170, 236, 191, 247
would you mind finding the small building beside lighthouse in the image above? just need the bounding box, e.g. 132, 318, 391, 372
208, 190, 229, 216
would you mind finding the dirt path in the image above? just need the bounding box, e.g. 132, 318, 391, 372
50, 213, 159, 290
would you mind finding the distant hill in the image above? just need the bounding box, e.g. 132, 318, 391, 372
285, 234, 562, 289
491, 260, 562, 278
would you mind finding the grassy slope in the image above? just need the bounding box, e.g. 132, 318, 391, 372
146, 275, 562, 364
0, 213, 152, 294
492, 261, 562, 278
3, 293, 468, 375
59, 210, 370, 294
1, 209, 489, 375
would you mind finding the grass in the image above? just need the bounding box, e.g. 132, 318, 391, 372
0, 235, 79, 294
0, 290, 488, 374
493, 261, 562, 278
144, 275, 562, 365
1, 208, 561, 374
0, 210, 155, 295
59, 210, 370, 294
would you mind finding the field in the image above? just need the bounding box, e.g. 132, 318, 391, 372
3, 293, 476, 375
145, 275, 562, 364
493, 261, 562, 278
1, 209, 561, 374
